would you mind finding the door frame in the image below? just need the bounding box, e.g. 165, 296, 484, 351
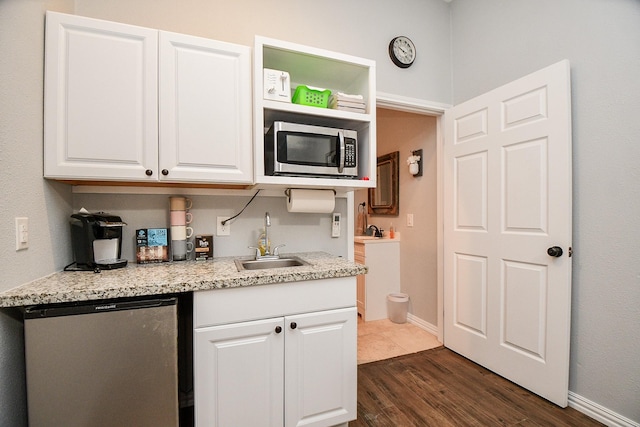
376, 93, 448, 342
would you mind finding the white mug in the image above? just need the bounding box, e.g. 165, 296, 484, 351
171, 225, 193, 240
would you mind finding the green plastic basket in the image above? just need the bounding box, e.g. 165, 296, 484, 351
292, 85, 331, 108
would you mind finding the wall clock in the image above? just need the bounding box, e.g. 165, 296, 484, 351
389, 36, 416, 68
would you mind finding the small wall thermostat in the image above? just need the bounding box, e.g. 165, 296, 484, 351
331, 213, 341, 238
263, 68, 291, 103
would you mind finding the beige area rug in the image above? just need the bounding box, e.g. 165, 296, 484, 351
357, 318, 442, 364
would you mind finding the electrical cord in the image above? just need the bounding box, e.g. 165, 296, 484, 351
220, 190, 261, 226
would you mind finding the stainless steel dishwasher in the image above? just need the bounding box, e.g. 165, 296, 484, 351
24, 296, 179, 427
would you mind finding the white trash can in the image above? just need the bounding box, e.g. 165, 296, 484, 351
387, 293, 409, 324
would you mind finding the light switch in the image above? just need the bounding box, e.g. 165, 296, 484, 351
407, 213, 414, 227
15, 217, 28, 251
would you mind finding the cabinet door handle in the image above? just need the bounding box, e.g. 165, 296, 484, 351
290, 322, 297, 330
145, 169, 153, 176
161, 169, 169, 176
275, 326, 282, 334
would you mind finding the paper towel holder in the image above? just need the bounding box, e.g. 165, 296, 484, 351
284, 188, 336, 203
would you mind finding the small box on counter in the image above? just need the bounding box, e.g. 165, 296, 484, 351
136, 228, 170, 263
195, 235, 213, 261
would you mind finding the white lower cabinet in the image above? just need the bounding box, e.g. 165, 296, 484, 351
193, 278, 357, 427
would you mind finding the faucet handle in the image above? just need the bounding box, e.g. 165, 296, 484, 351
272, 244, 285, 256
248, 246, 261, 259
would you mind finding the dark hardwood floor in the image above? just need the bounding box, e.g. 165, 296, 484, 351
350, 347, 603, 427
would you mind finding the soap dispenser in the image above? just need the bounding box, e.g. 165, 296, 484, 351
258, 228, 270, 256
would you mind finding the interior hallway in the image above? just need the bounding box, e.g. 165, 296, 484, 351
357, 318, 442, 365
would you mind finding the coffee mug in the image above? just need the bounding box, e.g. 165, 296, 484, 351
170, 210, 192, 226
171, 225, 193, 240
169, 196, 192, 211
172, 239, 194, 261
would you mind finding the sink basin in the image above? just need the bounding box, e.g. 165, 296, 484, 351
234, 256, 309, 271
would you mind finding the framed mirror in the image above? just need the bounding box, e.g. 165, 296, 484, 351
368, 151, 399, 215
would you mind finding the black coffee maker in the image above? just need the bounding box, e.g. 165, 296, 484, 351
67, 212, 128, 271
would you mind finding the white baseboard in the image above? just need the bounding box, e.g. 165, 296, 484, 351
405, 315, 638, 427
407, 313, 439, 337
569, 392, 639, 427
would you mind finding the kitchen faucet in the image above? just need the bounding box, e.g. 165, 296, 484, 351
250, 212, 285, 260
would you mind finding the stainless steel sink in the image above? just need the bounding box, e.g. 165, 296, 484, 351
234, 256, 309, 271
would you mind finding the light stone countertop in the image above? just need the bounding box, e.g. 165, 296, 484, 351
0, 252, 367, 308
354, 234, 401, 244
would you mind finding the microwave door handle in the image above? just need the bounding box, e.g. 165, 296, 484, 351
338, 131, 345, 173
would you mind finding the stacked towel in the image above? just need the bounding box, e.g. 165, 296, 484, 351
329, 92, 366, 113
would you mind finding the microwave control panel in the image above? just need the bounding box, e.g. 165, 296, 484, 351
345, 140, 356, 167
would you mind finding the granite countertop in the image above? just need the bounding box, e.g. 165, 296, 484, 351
0, 252, 367, 308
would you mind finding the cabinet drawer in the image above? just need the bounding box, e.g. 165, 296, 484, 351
194, 277, 356, 328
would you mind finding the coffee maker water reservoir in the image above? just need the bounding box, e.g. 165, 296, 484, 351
68, 212, 128, 271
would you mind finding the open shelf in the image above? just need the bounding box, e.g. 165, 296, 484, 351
254, 36, 377, 190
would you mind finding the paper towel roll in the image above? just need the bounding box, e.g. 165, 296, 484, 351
286, 189, 335, 213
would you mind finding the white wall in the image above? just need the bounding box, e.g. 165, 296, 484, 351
451, 0, 640, 422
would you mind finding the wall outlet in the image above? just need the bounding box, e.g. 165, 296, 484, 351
217, 216, 230, 236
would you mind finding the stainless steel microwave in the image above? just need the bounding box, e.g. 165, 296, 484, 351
265, 121, 358, 178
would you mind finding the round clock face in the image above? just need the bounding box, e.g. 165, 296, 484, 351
389, 36, 416, 68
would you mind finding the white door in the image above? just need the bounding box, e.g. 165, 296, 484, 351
44, 12, 158, 181
159, 32, 253, 183
443, 60, 572, 407
285, 307, 357, 427
194, 317, 284, 427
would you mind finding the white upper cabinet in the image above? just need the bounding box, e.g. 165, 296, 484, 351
254, 36, 377, 190
44, 11, 158, 181
159, 32, 252, 183
44, 12, 253, 184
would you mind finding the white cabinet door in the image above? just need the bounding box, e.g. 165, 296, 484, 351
159, 32, 253, 183
285, 307, 357, 427
194, 317, 284, 427
44, 11, 158, 181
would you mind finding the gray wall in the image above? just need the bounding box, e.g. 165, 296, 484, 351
0, 0, 452, 424
72, 193, 349, 260
451, 0, 640, 421
2, 0, 638, 424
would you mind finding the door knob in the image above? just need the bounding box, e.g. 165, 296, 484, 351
290, 322, 297, 330
275, 326, 282, 334
547, 246, 563, 257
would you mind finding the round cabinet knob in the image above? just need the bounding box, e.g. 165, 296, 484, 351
161, 169, 169, 176
275, 326, 282, 334
547, 246, 563, 257
145, 169, 153, 176
290, 322, 297, 330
